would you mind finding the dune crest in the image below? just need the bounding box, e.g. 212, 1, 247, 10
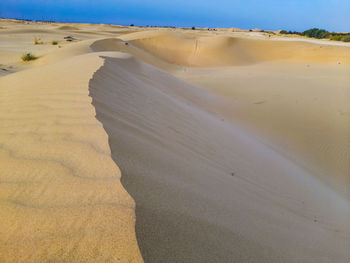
89, 54, 350, 263
0, 52, 143, 262
117, 30, 350, 66
56, 25, 80, 31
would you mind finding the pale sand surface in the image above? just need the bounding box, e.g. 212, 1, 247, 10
175, 63, 350, 199
0, 20, 143, 262
90, 55, 350, 263
1, 19, 350, 262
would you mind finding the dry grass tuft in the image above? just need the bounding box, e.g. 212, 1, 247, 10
34, 37, 43, 45
22, 52, 38, 61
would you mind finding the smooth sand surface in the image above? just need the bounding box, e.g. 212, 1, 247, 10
90, 54, 350, 263
175, 63, 350, 199
118, 30, 350, 66
1, 19, 350, 262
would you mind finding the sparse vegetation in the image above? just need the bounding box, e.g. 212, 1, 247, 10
343, 35, 350, 42
330, 34, 350, 42
21, 52, 38, 61
280, 28, 350, 42
280, 30, 301, 35
34, 37, 43, 45
52, 40, 58, 45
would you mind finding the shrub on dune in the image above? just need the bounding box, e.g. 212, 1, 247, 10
342, 35, 350, 42
330, 35, 343, 41
21, 53, 38, 61
330, 34, 350, 42
52, 40, 58, 45
302, 28, 330, 39
34, 37, 43, 45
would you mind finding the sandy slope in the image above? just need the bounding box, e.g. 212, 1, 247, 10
1, 20, 350, 262
0, 49, 143, 261
90, 55, 350, 263
118, 30, 350, 66
176, 63, 350, 199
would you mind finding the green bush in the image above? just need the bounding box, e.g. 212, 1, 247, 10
52, 40, 58, 45
302, 28, 330, 39
342, 35, 350, 42
280, 30, 301, 35
21, 53, 38, 61
330, 35, 343, 41
330, 34, 350, 42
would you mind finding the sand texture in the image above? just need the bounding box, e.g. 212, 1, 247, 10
1, 19, 350, 262
90, 55, 350, 263
0, 28, 143, 262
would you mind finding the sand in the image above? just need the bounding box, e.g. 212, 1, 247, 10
0, 20, 143, 262
175, 63, 350, 199
1, 19, 350, 262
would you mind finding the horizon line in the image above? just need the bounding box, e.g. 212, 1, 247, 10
1, 16, 349, 34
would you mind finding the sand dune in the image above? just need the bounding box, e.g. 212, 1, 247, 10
56, 25, 80, 31
91, 38, 179, 71
119, 31, 258, 66
176, 63, 350, 199
0, 52, 143, 262
118, 30, 350, 66
35, 39, 96, 65
90, 54, 350, 263
1, 20, 350, 262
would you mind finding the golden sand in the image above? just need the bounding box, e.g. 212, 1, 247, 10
1, 19, 350, 262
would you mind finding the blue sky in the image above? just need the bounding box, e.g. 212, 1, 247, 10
1, 0, 349, 32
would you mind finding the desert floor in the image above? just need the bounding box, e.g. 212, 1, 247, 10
1, 19, 350, 263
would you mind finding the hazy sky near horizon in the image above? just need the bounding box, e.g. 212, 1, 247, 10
1, 0, 349, 31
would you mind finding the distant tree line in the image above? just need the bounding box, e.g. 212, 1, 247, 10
280, 28, 350, 42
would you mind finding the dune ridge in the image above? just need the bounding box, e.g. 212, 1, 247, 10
117, 30, 350, 66
0, 51, 143, 262
175, 63, 350, 199
89, 54, 350, 263
56, 25, 80, 31
1, 20, 350, 262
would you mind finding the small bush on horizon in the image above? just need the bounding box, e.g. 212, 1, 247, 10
280, 30, 300, 35
21, 52, 38, 61
52, 40, 58, 45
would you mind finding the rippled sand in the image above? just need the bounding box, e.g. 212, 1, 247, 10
1, 19, 350, 262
